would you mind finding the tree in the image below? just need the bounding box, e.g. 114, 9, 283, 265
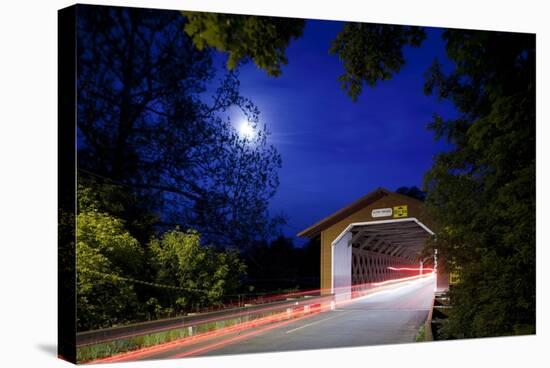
76, 208, 143, 330
77, 5, 282, 249
329, 24, 425, 100
183, 12, 305, 77
423, 30, 535, 337
148, 229, 246, 312
182, 15, 535, 337
77, 182, 248, 328
182, 14, 423, 100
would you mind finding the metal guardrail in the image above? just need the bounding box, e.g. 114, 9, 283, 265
76, 293, 334, 347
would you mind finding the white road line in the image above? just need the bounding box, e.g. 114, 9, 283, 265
285, 312, 349, 334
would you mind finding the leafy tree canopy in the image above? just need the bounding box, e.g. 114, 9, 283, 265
149, 229, 246, 311
76, 207, 142, 330
329, 24, 425, 100
76, 182, 248, 329
183, 14, 424, 100
423, 30, 535, 337
183, 12, 305, 77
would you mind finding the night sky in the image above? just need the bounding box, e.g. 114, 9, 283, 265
218, 20, 458, 245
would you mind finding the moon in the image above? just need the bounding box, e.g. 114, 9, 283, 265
237, 121, 256, 140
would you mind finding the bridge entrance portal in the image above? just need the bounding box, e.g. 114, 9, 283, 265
332, 218, 435, 299
297, 188, 449, 298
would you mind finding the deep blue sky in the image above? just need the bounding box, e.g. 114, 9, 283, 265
218, 21, 458, 245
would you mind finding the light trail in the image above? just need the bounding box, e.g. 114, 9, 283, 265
170, 311, 324, 358
81, 273, 435, 348
387, 266, 434, 272
78, 295, 330, 348
371, 271, 434, 287
88, 304, 327, 364
86, 272, 436, 364
170, 274, 436, 359
336, 273, 435, 309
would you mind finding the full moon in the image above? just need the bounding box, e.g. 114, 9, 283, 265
237, 121, 256, 140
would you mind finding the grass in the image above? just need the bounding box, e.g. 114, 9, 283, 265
77, 324, 191, 363
415, 325, 426, 342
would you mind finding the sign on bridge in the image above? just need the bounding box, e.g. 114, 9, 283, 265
371, 208, 392, 218
393, 205, 408, 218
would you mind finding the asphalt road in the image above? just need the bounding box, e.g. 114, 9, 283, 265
141, 276, 435, 360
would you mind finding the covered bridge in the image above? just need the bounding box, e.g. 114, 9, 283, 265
297, 188, 449, 296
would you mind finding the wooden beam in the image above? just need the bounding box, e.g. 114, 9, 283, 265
369, 240, 384, 252
358, 235, 377, 250
362, 238, 382, 251
396, 248, 410, 258
387, 240, 425, 246
360, 228, 427, 235
349, 229, 369, 245
378, 243, 395, 254
390, 245, 403, 256
357, 232, 429, 241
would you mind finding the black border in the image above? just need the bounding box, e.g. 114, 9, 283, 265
58, 4, 77, 364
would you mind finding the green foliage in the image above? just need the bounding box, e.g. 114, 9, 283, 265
183, 12, 305, 76
149, 229, 246, 311
423, 30, 535, 337
415, 325, 426, 342
76, 202, 249, 329
76, 210, 143, 330
76, 182, 250, 330
77, 211, 144, 275
78, 176, 158, 243
329, 24, 425, 101
182, 13, 425, 101
77, 325, 190, 363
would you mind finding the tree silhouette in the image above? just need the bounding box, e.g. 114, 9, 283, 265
77, 5, 282, 249
423, 30, 535, 337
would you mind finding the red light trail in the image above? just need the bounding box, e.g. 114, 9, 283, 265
387, 266, 434, 271
170, 310, 324, 359
86, 272, 435, 364
169, 274, 436, 358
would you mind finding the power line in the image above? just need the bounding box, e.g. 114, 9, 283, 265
79, 267, 205, 292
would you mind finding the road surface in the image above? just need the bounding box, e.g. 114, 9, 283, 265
139, 275, 435, 360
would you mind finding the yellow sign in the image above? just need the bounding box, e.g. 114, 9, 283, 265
393, 205, 408, 218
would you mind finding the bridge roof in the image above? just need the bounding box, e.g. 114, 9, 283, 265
297, 187, 428, 239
